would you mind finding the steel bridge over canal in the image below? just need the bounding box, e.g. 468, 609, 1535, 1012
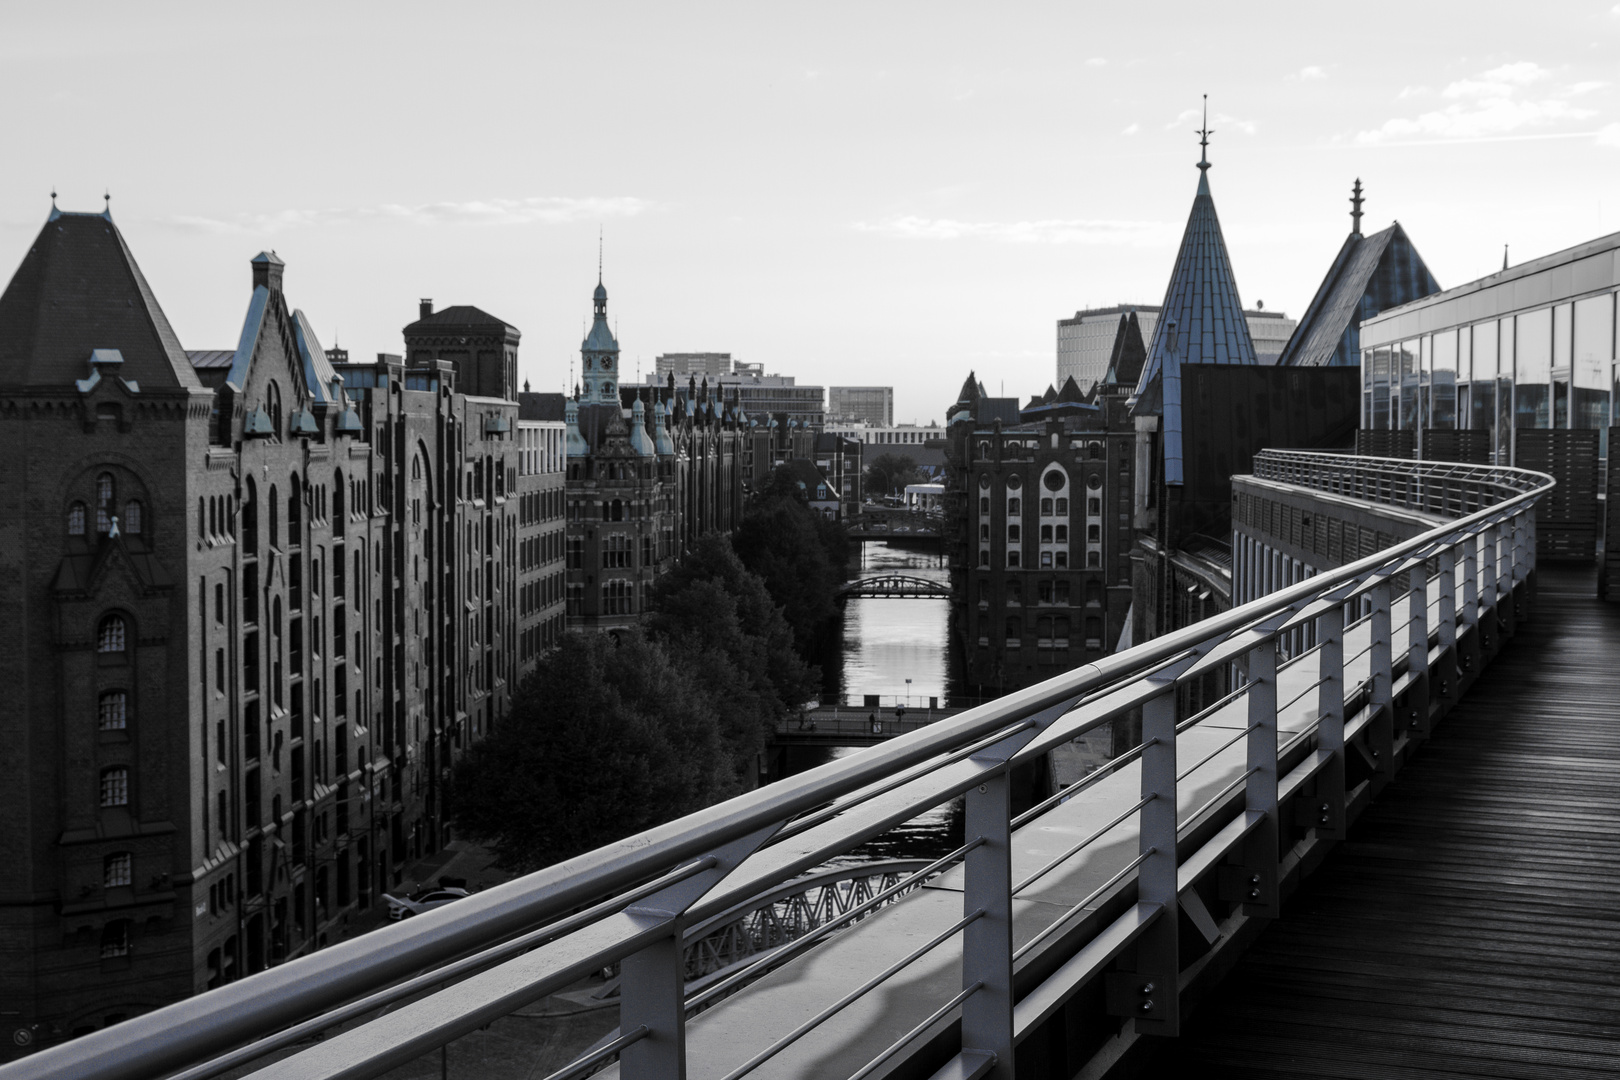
14, 450, 1618, 1080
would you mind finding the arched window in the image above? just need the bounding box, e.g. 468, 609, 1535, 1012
124, 501, 143, 535
267, 382, 283, 437
96, 473, 116, 533
104, 852, 132, 888
68, 502, 87, 536
333, 470, 345, 538
98, 690, 128, 730
97, 615, 127, 653
243, 479, 258, 555
99, 766, 129, 807
287, 475, 301, 542
412, 455, 421, 481
268, 484, 279, 550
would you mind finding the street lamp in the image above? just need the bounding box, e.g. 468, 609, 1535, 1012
905, 678, 912, 708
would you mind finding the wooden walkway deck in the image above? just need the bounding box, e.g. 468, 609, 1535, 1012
1156, 565, 1620, 1078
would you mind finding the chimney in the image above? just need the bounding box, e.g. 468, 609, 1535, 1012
250, 251, 285, 293
419, 299, 433, 321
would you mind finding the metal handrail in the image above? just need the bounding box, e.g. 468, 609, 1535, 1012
6, 451, 1552, 1080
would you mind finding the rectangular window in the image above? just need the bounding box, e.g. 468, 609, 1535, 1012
100, 767, 129, 807
98, 691, 128, 731
104, 852, 132, 889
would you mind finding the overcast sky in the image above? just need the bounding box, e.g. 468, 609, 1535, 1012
4, 2, 1620, 422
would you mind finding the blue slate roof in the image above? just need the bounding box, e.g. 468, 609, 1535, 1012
1277, 221, 1440, 367
1133, 168, 1256, 406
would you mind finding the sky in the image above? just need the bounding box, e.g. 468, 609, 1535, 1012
4, 2, 1620, 424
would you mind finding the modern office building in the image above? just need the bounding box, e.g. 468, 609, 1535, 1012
1058, 305, 1296, 389
640, 361, 825, 429
0, 204, 520, 1052
828, 386, 893, 427
1359, 229, 1618, 459
654, 352, 733, 380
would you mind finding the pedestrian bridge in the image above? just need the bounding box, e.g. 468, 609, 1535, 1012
17, 450, 1613, 1080
836, 574, 953, 600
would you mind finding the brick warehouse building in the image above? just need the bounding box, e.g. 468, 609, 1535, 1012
0, 205, 521, 1053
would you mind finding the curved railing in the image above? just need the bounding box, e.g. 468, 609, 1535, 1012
4, 451, 1553, 1080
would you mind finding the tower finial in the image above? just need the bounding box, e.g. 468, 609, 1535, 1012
1196, 94, 1212, 172
1503, 244, 1509, 272
50, 188, 57, 208
598, 225, 603, 285
1350, 178, 1364, 236
103, 189, 111, 216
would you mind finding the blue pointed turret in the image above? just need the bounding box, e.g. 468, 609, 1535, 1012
1133, 106, 1256, 407
580, 275, 620, 406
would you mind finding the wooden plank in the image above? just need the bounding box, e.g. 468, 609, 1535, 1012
1156, 564, 1620, 1077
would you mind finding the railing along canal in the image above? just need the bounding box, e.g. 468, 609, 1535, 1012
6, 451, 1553, 1080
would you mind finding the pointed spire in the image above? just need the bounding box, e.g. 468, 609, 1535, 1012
1350, 178, 1365, 236
1196, 94, 1213, 178
598, 225, 603, 285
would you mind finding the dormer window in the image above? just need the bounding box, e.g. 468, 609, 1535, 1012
97, 615, 127, 654
68, 502, 87, 536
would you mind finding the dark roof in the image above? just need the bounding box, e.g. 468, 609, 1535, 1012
1101, 312, 1147, 389
518, 390, 566, 422
1277, 222, 1441, 368
1134, 168, 1256, 403
782, 458, 834, 498
404, 304, 519, 338
0, 209, 199, 390
187, 349, 234, 369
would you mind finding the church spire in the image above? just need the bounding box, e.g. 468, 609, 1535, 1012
1196, 94, 1212, 175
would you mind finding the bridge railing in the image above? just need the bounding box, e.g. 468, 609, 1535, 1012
7, 452, 1553, 1080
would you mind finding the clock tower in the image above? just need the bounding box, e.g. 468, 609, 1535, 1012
580, 277, 620, 405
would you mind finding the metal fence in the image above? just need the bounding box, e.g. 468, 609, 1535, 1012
4, 451, 1553, 1080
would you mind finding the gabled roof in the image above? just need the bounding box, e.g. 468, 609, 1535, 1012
0, 208, 199, 390
1134, 167, 1256, 402
1277, 221, 1440, 367
292, 310, 341, 403
404, 304, 518, 338
1101, 311, 1148, 390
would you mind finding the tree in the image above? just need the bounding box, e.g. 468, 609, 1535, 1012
866, 453, 920, 498
448, 631, 733, 874
733, 467, 851, 657
647, 533, 818, 785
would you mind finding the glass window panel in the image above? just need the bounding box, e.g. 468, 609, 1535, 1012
1553, 303, 1572, 370
1514, 311, 1550, 429
1573, 293, 1613, 389
1398, 341, 1421, 429
1370, 347, 1392, 430
1497, 377, 1514, 462
1473, 321, 1498, 381
1469, 379, 1494, 436
1459, 325, 1472, 383
1431, 331, 1457, 429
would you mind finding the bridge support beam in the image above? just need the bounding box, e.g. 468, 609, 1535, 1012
1401, 564, 1431, 741
1435, 547, 1459, 711
1127, 687, 1180, 1035
1237, 640, 1280, 919
962, 772, 1015, 1079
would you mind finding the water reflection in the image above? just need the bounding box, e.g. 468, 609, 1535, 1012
793, 540, 960, 862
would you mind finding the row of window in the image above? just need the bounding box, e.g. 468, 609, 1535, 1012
67, 474, 145, 537
981, 549, 1097, 569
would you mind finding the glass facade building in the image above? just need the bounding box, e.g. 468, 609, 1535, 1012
1360, 232, 1619, 461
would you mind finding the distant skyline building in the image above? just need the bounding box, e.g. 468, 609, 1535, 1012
640, 365, 824, 428
828, 386, 893, 426
1056, 304, 1296, 389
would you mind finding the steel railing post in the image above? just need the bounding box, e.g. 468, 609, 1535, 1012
621, 823, 781, 1080
1240, 640, 1279, 918
1313, 605, 1347, 841
1435, 546, 1458, 709
1132, 686, 1180, 1035
1403, 559, 1431, 741
1367, 580, 1395, 788
962, 771, 1015, 1078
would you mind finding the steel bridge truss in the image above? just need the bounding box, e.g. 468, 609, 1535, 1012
836, 574, 952, 600
11, 451, 1552, 1080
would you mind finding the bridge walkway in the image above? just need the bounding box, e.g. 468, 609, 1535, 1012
1159, 564, 1620, 1079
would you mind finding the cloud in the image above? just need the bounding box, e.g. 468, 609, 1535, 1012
1086, 57, 1107, 66
1356, 61, 1599, 143
1122, 122, 1140, 135
854, 215, 1176, 246
1598, 122, 1620, 147
1397, 85, 1431, 99
1295, 65, 1327, 80
163, 195, 651, 234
